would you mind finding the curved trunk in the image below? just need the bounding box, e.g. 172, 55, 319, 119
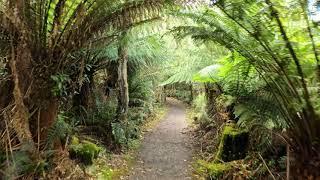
9, 46, 36, 154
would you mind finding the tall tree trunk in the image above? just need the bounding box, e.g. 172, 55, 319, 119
8, 42, 37, 154
117, 40, 129, 122
10, 44, 61, 151
116, 35, 129, 148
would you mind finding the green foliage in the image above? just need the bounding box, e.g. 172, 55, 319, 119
46, 112, 72, 149
1, 0, 320, 178
84, 99, 117, 126
98, 168, 114, 180
161, 38, 228, 86
51, 73, 71, 97
195, 160, 231, 180
175, 89, 192, 103
111, 122, 127, 145
193, 64, 221, 83
129, 73, 155, 108
127, 107, 148, 138
4, 151, 34, 178
2, 151, 47, 179
69, 137, 102, 165
172, 0, 320, 160
165, 83, 193, 103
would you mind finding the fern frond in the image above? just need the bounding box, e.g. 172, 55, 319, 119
45, 113, 71, 149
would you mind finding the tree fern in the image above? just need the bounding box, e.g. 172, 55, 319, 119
172, 0, 320, 162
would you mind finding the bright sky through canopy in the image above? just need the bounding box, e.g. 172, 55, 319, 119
309, 0, 320, 22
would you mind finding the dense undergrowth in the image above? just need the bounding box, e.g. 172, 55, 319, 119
188, 94, 287, 179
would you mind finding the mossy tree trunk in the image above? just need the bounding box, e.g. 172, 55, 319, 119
204, 83, 223, 118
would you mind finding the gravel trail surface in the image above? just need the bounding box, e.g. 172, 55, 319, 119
128, 98, 193, 180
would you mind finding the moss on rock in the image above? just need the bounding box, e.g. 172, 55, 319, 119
216, 125, 249, 162
196, 160, 231, 180
69, 137, 102, 165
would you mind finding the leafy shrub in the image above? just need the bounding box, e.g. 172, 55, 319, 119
129, 74, 155, 108
46, 112, 73, 149
128, 107, 146, 124
1, 150, 47, 179
51, 73, 71, 97
69, 137, 102, 165
111, 122, 127, 145
113, 106, 150, 147
174, 89, 191, 103
84, 99, 117, 126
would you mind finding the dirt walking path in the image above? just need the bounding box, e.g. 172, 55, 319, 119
128, 98, 193, 180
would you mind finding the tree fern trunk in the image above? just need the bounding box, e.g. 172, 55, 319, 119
291, 158, 320, 179
9, 43, 37, 155
117, 36, 129, 123
39, 99, 59, 148
73, 73, 95, 113
205, 83, 223, 123
116, 35, 129, 149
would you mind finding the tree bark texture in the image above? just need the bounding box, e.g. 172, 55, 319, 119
8, 40, 36, 153
1, 35, 60, 153
117, 39, 129, 123
204, 83, 223, 123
